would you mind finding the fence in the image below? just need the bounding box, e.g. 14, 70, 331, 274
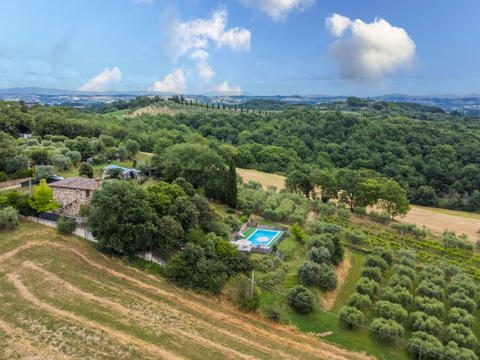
20, 215, 97, 242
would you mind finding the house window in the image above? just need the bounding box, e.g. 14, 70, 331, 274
86, 190, 90, 198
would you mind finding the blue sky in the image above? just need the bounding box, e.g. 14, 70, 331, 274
1, 0, 480, 96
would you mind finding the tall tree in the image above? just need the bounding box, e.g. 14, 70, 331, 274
379, 179, 411, 219
225, 159, 238, 208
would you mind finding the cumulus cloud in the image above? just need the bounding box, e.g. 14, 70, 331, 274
190, 50, 214, 79
79, 66, 122, 92
326, 14, 416, 80
216, 80, 242, 95
236, 0, 314, 21
172, 9, 251, 60
148, 69, 186, 93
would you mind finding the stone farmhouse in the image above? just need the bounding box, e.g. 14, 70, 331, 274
49, 176, 101, 216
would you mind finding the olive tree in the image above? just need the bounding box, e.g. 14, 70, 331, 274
370, 318, 404, 343
409, 311, 443, 336
287, 286, 315, 314
339, 306, 364, 329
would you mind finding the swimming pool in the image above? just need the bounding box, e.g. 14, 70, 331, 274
246, 229, 283, 246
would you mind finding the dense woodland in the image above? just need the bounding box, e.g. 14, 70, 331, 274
1, 97, 480, 211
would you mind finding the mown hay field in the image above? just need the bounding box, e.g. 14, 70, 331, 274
0, 221, 371, 360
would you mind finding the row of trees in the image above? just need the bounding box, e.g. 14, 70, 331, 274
286, 168, 410, 219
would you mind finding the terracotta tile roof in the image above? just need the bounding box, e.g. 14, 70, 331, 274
49, 176, 101, 190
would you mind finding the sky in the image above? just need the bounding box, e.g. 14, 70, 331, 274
1, 0, 480, 96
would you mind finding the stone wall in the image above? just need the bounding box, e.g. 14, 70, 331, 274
53, 188, 90, 216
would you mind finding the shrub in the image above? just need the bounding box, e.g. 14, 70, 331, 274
375, 300, 408, 323
261, 301, 284, 322
408, 332, 443, 360
368, 211, 390, 224
337, 208, 351, 220
0, 207, 19, 231
365, 255, 388, 271
11, 168, 34, 179
314, 202, 336, 217
370, 318, 404, 342
416, 280, 444, 301
290, 222, 304, 244
360, 267, 382, 282
415, 297, 444, 319
392, 264, 416, 280
308, 246, 331, 264
298, 261, 321, 286
79, 163, 94, 178
382, 285, 413, 307
443, 341, 477, 360
444, 323, 477, 349
33, 165, 55, 181
353, 206, 366, 215
447, 274, 476, 299
388, 274, 412, 289
355, 277, 379, 298
287, 286, 315, 314
56, 217, 77, 234
449, 307, 474, 328
66, 150, 82, 165
51, 154, 71, 170
338, 306, 364, 329
344, 229, 366, 245
449, 292, 476, 313
0, 172, 6, 182
418, 266, 445, 287
409, 311, 442, 336
257, 266, 288, 289
5, 191, 35, 216
226, 275, 261, 312
223, 215, 241, 233
307, 234, 335, 257
347, 293, 372, 310
439, 262, 459, 279
317, 263, 338, 291
371, 247, 393, 263
397, 248, 416, 267
4, 154, 29, 174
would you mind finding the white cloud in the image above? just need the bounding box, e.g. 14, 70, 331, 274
325, 13, 351, 37
216, 80, 242, 95
190, 50, 214, 79
236, 0, 314, 21
172, 9, 251, 60
148, 69, 186, 93
79, 66, 122, 92
326, 14, 416, 80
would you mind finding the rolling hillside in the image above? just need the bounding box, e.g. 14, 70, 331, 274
0, 221, 371, 360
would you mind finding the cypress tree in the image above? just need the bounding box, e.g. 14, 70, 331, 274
225, 159, 238, 208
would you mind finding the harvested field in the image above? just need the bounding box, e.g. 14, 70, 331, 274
0, 221, 372, 360
237, 168, 286, 190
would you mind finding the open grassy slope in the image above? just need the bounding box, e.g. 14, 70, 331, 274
0, 221, 372, 360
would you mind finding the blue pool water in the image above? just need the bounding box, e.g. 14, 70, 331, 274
247, 229, 282, 246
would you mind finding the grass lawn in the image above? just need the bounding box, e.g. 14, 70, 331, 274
412, 204, 480, 220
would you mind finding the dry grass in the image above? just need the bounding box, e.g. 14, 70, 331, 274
237, 168, 286, 190
0, 221, 372, 360
321, 254, 352, 311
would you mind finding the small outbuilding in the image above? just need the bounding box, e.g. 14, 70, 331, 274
102, 164, 141, 180
49, 176, 101, 216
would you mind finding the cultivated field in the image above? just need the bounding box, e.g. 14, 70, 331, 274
0, 221, 371, 360
237, 168, 480, 242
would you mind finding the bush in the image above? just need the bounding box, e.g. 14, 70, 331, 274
33, 165, 55, 181
409, 311, 443, 336
66, 150, 82, 165
308, 246, 331, 264
388, 274, 412, 289
448, 307, 474, 328
0, 207, 19, 231
11, 168, 34, 179
371, 247, 393, 263
365, 255, 388, 271
408, 332, 443, 360
348, 293, 372, 310
223, 215, 241, 233
368, 211, 390, 224
375, 300, 408, 324
360, 267, 382, 282
290, 222, 304, 244
298, 261, 321, 286
79, 163, 94, 178
287, 286, 315, 314
56, 217, 77, 234
448, 274, 476, 299
0, 172, 6, 182
51, 154, 71, 170
416, 280, 444, 301
338, 306, 364, 329
443, 341, 478, 360
353, 206, 367, 215
5, 191, 35, 216
225, 275, 261, 312
261, 301, 284, 322
307, 234, 335, 256
414, 297, 444, 319
418, 265, 445, 287
370, 318, 404, 342
439, 262, 459, 279
444, 323, 477, 349
344, 229, 366, 245
449, 292, 476, 313
313, 202, 336, 217
382, 285, 413, 307
355, 277, 379, 298
4, 154, 29, 174
337, 208, 351, 220
397, 248, 416, 267
317, 263, 338, 291
392, 264, 416, 280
